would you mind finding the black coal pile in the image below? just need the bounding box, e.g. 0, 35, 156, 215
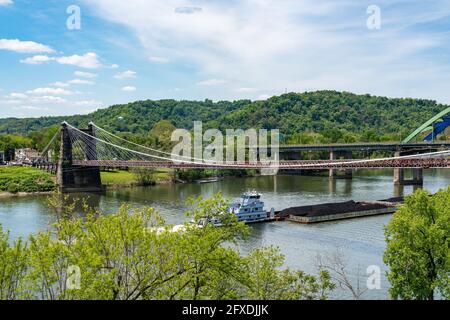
279, 201, 389, 218
379, 196, 404, 203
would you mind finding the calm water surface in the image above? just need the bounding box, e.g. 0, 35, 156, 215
1, 169, 449, 299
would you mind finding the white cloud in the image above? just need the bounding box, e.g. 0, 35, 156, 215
0, 0, 13, 7
50, 81, 70, 88
30, 96, 68, 104
74, 100, 103, 107
82, 0, 450, 103
236, 87, 258, 93
20, 53, 102, 69
196, 79, 227, 86
68, 79, 95, 85
55, 52, 101, 69
74, 71, 97, 78
6, 92, 27, 99
121, 86, 136, 92
149, 56, 170, 64
174, 7, 202, 14
1, 99, 22, 105
27, 87, 74, 95
114, 70, 136, 79
12, 106, 51, 111
20, 55, 53, 64
0, 39, 54, 53
110, 64, 119, 69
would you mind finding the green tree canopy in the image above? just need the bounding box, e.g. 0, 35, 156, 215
384, 188, 450, 300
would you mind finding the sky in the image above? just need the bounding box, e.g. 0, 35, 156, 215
1, 0, 450, 118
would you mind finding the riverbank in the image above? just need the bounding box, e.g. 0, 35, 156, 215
0, 166, 55, 194
0, 191, 54, 198
0, 167, 256, 197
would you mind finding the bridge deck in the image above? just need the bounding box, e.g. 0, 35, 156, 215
71, 158, 450, 169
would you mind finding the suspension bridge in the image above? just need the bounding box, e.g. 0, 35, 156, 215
34, 116, 450, 192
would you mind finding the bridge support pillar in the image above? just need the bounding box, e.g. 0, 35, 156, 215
393, 151, 424, 186
329, 151, 353, 179
57, 122, 104, 193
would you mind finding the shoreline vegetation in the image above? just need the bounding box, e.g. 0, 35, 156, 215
0, 166, 55, 196
0, 166, 259, 197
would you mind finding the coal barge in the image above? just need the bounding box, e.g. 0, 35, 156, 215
273, 197, 403, 224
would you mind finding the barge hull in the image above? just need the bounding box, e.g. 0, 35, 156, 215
286, 207, 396, 224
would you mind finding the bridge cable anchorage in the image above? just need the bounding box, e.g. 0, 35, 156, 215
65, 122, 449, 169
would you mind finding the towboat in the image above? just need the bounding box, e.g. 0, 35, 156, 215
198, 191, 275, 227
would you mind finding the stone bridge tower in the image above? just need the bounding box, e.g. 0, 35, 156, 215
57, 122, 104, 193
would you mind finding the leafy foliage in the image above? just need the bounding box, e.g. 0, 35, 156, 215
384, 188, 450, 300
0, 91, 448, 144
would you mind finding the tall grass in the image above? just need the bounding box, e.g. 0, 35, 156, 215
0, 166, 55, 193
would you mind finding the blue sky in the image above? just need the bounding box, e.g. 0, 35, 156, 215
1, 0, 450, 118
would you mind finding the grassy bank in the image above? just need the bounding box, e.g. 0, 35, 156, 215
0, 166, 55, 193
101, 169, 173, 187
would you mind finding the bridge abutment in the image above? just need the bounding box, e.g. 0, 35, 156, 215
57, 123, 104, 193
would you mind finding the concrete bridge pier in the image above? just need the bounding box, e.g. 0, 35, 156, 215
57, 122, 104, 193
329, 150, 353, 179
393, 151, 424, 186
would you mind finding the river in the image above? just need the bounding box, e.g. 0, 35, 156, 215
0, 169, 449, 299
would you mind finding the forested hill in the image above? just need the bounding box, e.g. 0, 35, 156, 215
0, 91, 447, 143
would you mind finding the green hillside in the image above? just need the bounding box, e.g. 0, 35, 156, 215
0, 91, 447, 143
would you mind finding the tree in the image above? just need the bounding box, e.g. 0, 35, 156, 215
149, 120, 176, 152
244, 246, 334, 300
316, 249, 367, 300
0, 226, 28, 300
384, 188, 450, 300
131, 168, 156, 185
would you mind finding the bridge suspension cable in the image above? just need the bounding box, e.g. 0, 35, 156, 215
36, 129, 60, 163
63, 122, 450, 169
90, 122, 208, 162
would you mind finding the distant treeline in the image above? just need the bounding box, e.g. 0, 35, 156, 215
0, 91, 448, 149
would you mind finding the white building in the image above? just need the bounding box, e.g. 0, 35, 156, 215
15, 148, 40, 164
